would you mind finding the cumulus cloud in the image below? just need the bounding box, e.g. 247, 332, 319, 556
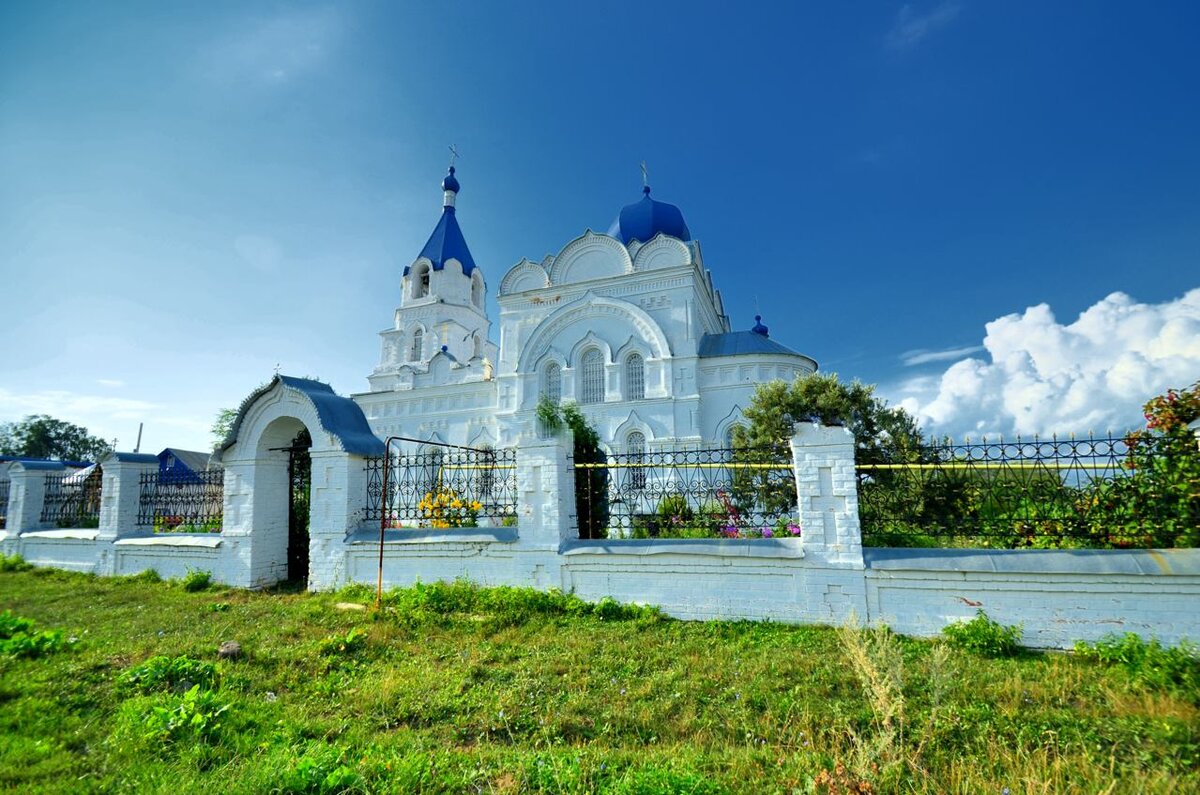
900, 345, 984, 366
890, 289, 1200, 437
886, 2, 960, 50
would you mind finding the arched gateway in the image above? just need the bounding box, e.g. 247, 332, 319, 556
215, 376, 384, 589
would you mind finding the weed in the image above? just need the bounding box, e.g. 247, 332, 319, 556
319, 627, 368, 657
273, 746, 363, 794
140, 684, 231, 746
208, 602, 231, 613
838, 620, 907, 781
0, 610, 70, 658
0, 553, 33, 572
120, 654, 220, 694
180, 568, 213, 592
942, 610, 1023, 657
1074, 633, 1199, 691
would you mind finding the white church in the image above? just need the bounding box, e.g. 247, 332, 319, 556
351, 166, 818, 452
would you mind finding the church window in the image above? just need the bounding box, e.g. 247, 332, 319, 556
473, 334, 484, 359
625, 353, 645, 401
543, 362, 562, 403
580, 349, 604, 404
410, 328, 424, 361
471, 273, 484, 308
412, 263, 431, 299
627, 431, 647, 489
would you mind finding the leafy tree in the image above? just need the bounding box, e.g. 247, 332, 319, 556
732, 373, 923, 465
211, 408, 238, 450
0, 415, 113, 462
537, 397, 609, 539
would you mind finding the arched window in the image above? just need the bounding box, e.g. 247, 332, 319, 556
580, 349, 604, 404
627, 431, 647, 489
543, 362, 562, 403
473, 333, 484, 359
471, 273, 484, 308
412, 263, 431, 299
410, 328, 424, 361
625, 353, 645, 401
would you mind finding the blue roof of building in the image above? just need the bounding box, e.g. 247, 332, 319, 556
217, 375, 385, 458
698, 331, 814, 363
607, 186, 691, 245
403, 167, 477, 278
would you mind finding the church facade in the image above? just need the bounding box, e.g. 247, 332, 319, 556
350, 167, 817, 452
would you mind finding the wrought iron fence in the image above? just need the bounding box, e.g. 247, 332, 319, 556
856, 433, 1199, 549
138, 469, 224, 532
0, 479, 9, 529
576, 446, 798, 539
41, 469, 102, 528
364, 447, 518, 528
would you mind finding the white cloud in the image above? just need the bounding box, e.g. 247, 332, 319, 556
197, 6, 345, 87
886, 3, 960, 50
96, 379, 125, 388
888, 289, 1200, 437
900, 344, 984, 366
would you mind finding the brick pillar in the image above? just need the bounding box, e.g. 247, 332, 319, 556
307, 450, 363, 591
95, 453, 159, 575
516, 430, 577, 549
790, 422, 870, 624
5, 462, 62, 534
97, 453, 158, 541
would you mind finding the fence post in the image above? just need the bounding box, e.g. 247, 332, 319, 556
516, 429, 578, 549
95, 453, 159, 575
307, 450, 364, 591
5, 461, 62, 534
789, 422, 870, 623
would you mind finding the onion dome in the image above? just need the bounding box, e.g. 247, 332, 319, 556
441, 165, 460, 195
404, 167, 477, 277
751, 315, 769, 337
607, 185, 691, 245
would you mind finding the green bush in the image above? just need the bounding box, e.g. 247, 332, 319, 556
319, 627, 368, 657
181, 568, 213, 592
140, 685, 231, 746
0, 610, 69, 658
1073, 633, 1199, 691
273, 746, 362, 794
0, 553, 33, 572
120, 654, 220, 695
942, 610, 1023, 657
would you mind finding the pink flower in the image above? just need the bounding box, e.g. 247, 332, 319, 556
788, 522, 801, 536
762, 527, 774, 538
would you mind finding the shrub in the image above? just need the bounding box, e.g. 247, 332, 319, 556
140, 685, 231, 746
942, 610, 1023, 657
181, 568, 213, 592
1074, 633, 1199, 691
539, 396, 609, 539
273, 746, 362, 794
120, 654, 220, 695
0, 610, 69, 658
0, 554, 32, 572
319, 627, 368, 657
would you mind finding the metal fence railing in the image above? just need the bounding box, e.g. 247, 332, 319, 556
364, 447, 517, 528
138, 469, 224, 532
40, 469, 102, 528
0, 479, 9, 529
575, 447, 798, 540
856, 433, 1198, 549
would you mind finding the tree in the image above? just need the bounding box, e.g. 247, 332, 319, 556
0, 415, 114, 462
211, 408, 238, 450
732, 373, 923, 465
537, 397, 609, 539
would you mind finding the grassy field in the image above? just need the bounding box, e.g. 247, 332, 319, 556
0, 565, 1197, 794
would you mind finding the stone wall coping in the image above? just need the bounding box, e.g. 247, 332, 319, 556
102, 452, 159, 465
348, 527, 518, 545
20, 529, 100, 541
113, 534, 223, 548
864, 547, 1200, 576
561, 538, 805, 559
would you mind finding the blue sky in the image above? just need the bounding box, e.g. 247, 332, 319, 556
2, 1, 1198, 452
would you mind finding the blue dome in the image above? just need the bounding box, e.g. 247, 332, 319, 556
441, 166, 460, 193
751, 315, 769, 337
607, 186, 691, 244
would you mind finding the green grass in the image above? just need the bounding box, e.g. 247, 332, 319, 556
0, 568, 1197, 794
